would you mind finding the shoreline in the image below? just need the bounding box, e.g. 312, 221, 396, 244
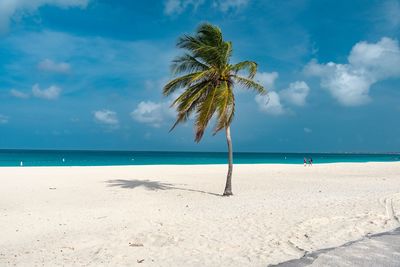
1, 160, 400, 168
1, 148, 399, 155
1, 162, 399, 266
1, 150, 399, 168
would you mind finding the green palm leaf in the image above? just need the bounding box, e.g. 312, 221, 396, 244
229, 61, 257, 78
231, 75, 266, 95
164, 23, 266, 140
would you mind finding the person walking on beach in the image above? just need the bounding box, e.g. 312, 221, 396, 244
309, 157, 313, 166
303, 157, 307, 166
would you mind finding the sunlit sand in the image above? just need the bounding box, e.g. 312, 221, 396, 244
1, 163, 399, 266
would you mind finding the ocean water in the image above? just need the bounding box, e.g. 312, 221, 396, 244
0, 149, 399, 167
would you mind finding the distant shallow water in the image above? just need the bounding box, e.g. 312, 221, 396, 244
0, 150, 399, 167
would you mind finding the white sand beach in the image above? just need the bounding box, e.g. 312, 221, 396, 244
1, 162, 400, 266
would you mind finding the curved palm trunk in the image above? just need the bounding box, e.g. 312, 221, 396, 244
223, 125, 233, 196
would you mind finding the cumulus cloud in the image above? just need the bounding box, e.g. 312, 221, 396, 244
131, 100, 175, 127
255, 92, 285, 115
93, 109, 119, 126
254, 71, 310, 114
164, 0, 204, 15
164, 0, 248, 15
254, 71, 284, 115
348, 38, 400, 77
11, 85, 62, 100
253, 72, 278, 115
32, 84, 61, 100
280, 81, 310, 106
0, 0, 90, 32
38, 59, 70, 73
305, 37, 400, 106
0, 114, 9, 124
10, 89, 29, 99
255, 71, 279, 90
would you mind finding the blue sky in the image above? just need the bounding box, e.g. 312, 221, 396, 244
0, 0, 399, 152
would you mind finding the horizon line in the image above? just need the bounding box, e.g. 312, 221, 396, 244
0, 148, 399, 155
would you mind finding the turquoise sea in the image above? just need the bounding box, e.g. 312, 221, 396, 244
0, 149, 399, 167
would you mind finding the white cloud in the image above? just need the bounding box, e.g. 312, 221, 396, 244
306, 61, 372, 105
38, 59, 70, 73
164, 0, 204, 15
32, 84, 61, 100
304, 127, 312, 133
11, 85, 63, 100
254, 72, 310, 114
0, 0, 90, 33
3, 30, 176, 95
93, 109, 119, 126
10, 89, 29, 99
131, 100, 175, 128
255, 71, 279, 90
255, 92, 285, 115
305, 37, 400, 106
216, 0, 249, 12
254, 71, 286, 115
348, 38, 400, 78
163, 0, 248, 15
280, 81, 310, 106
0, 114, 9, 124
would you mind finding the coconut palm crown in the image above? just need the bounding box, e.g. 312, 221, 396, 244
163, 23, 266, 196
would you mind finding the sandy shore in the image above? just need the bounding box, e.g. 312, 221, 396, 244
1, 163, 400, 266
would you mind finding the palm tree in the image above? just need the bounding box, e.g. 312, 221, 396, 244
163, 23, 266, 196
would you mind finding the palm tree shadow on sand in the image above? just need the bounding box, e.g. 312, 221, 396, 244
106, 179, 221, 196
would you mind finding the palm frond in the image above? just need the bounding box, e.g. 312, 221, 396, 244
171, 53, 209, 75
194, 84, 220, 142
169, 81, 211, 131
229, 61, 257, 78
196, 23, 223, 47
170, 95, 204, 132
221, 41, 232, 67
231, 75, 266, 95
176, 24, 229, 68
213, 81, 234, 134
171, 80, 210, 111
164, 23, 265, 143
163, 70, 212, 96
